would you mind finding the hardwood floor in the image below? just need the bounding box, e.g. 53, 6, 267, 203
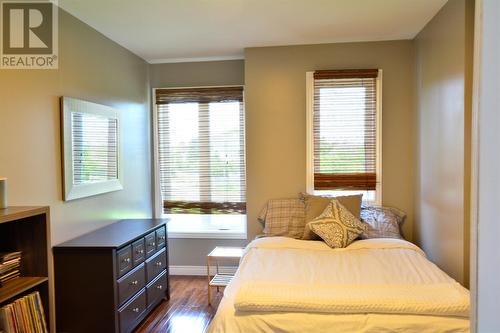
135, 276, 223, 333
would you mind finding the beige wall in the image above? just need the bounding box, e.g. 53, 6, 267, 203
464, 0, 474, 290
0, 9, 152, 246
245, 41, 415, 241
414, 0, 473, 285
150, 60, 244, 88
150, 60, 247, 266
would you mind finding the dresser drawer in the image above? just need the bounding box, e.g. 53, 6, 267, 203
132, 238, 146, 266
117, 245, 132, 277
146, 270, 167, 307
156, 227, 166, 250
145, 232, 156, 258
117, 263, 146, 306
118, 289, 146, 333
146, 248, 166, 283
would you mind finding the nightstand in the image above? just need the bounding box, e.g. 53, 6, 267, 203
207, 246, 244, 305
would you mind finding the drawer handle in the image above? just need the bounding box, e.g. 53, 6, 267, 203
156, 285, 163, 290
136, 249, 144, 254
155, 261, 162, 267
123, 258, 131, 263
132, 307, 140, 313
130, 280, 138, 286
149, 242, 156, 247
159, 236, 165, 240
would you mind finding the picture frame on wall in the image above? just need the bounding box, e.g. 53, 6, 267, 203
60, 97, 123, 201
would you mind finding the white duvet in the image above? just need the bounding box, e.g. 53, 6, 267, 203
207, 237, 470, 333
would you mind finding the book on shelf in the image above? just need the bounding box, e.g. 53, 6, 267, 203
0, 253, 21, 264
0, 253, 22, 288
0, 259, 20, 275
0, 271, 20, 285
0, 291, 48, 333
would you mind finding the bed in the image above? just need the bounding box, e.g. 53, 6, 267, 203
207, 237, 470, 333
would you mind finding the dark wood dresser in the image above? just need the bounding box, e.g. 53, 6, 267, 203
53, 219, 169, 333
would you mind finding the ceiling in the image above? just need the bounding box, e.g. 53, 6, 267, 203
58, 0, 448, 64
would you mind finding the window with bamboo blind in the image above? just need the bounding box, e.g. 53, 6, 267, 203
306, 69, 382, 203
155, 86, 246, 214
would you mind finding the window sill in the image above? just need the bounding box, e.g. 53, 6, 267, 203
312, 190, 380, 206
163, 214, 247, 240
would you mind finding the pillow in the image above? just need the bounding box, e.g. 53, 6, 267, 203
307, 199, 366, 248
360, 206, 406, 239
258, 198, 306, 239
300, 193, 362, 240
257, 203, 268, 227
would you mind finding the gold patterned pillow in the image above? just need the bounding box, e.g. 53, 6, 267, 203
307, 199, 366, 248
300, 193, 362, 240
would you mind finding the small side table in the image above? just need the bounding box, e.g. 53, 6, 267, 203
207, 246, 244, 305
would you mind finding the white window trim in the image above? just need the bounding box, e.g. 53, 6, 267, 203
165, 214, 247, 239
305, 71, 383, 205
152, 86, 247, 239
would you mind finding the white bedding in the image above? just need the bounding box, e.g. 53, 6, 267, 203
207, 237, 470, 333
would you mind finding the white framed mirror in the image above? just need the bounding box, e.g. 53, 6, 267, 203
61, 97, 123, 201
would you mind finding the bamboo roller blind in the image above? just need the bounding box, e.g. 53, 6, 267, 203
313, 69, 378, 191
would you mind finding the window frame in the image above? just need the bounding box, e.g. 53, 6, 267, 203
152, 86, 247, 239
305, 71, 383, 205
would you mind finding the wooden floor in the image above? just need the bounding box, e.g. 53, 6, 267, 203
135, 276, 223, 333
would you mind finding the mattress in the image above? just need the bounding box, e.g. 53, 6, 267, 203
207, 237, 470, 333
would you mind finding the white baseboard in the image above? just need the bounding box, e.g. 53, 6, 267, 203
169, 265, 238, 276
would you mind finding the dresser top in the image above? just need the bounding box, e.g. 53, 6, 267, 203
54, 219, 168, 249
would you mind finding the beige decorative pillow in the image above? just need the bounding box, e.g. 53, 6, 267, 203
258, 199, 306, 239
301, 193, 362, 240
307, 199, 366, 248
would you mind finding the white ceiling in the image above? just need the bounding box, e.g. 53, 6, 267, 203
58, 0, 448, 63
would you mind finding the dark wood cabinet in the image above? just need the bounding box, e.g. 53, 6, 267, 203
53, 219, 169, 333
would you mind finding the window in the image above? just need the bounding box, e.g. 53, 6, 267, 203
154, 86, 246, 216
306, 69, 382, 204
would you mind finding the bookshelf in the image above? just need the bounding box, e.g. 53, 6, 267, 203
0, 206, 51, 330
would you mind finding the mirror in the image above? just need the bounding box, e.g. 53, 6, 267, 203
61, 97, 123, 201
